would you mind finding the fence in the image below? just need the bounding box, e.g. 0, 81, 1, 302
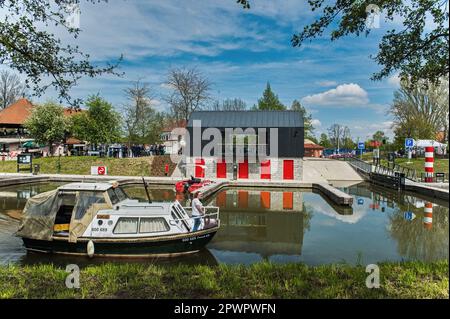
341, 156, 372, 174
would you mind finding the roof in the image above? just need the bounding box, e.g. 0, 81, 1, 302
58, 182, 113, 192
304, 139, 324, 149
0, 98, 33, 125
0, 98, 84, 126
187, 111, 304, 128
162, 119, 187, 132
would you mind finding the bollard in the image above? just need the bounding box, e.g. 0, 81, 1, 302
424, 146, 434, 182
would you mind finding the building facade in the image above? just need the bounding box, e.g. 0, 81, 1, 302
184, 110, 304, 181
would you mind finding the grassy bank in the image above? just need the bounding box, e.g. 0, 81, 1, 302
0, 155, 177, 176
360, 153, 449, 174
0, 260, 448, 299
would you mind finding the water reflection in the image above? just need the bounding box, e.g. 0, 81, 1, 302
0, 182, 448, 266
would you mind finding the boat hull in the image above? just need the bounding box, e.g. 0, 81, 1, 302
21, 228, 217, 258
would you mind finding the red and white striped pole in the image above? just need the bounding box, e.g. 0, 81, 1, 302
423, 202, 433, 230
424, 146, 434, 182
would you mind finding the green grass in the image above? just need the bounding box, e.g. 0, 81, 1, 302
360, 152, 448, 174
0, 260, 448, 299
0, 155, 177, 176
381, 158, 449, 174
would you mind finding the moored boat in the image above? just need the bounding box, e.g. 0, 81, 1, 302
16, 181, 220, 258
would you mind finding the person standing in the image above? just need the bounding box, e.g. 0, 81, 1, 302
191, 192, 205, 232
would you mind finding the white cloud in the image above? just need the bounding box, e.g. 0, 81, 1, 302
301, 83, 369, 107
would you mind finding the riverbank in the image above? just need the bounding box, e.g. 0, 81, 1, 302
0, 156, 177, 176
0, 260, 447, 299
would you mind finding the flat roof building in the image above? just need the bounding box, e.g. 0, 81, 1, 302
184, 110, 305, 181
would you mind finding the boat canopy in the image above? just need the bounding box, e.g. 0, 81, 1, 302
17, 188, 112, 242
16, 190, 61, 241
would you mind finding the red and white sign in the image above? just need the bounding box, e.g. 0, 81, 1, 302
91, 166, 108, 176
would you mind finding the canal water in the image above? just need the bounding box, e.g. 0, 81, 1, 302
0, 182, 448, 266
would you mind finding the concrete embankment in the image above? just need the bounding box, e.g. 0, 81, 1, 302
0, 173, 354, 206
192, 179, 354, 206
302, 158, 364, 184
405, 180, 449, 201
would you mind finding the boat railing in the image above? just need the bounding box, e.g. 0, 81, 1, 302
171, 206, 220, 230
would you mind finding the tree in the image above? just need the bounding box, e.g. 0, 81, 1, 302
372, 130, 386, 143
328, 124, 353, 151
165, 67, 211, 122
243, 0, 449, 84
24, 101, 67, 154
208, 98, 247, 111
71, 95, 121, 146
319, 133, 332, 148
390, 77, 449, 147
123, 80, 158, 145
255, 82, 286, 110
0, 1, 121, 106
291, 100, 314, 139
0, 70, 26, 109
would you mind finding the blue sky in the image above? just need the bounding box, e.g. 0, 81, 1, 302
7, 0, 405, 140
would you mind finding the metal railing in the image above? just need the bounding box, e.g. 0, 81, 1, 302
341, 156, 372, 173
171, 205, 220, 231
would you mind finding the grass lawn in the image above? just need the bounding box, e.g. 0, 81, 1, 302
0, 260, 448, 299
385, 157, 449, 174
0, 155, 177, 176
361, 152, 448, 174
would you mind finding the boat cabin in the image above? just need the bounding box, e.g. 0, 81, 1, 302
16, 182, 214, 243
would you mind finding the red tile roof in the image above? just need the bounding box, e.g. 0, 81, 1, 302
0, 98, 84, 125
0, 98, 33, 125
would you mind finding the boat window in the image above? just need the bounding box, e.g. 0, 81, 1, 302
139, 218, 170, 233
73, 191, 106, 220
107, 187, 128, 205
113, 217, 138, 234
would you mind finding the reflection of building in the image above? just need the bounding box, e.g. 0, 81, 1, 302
207, 189, 305, 257
185, 111, 305, 181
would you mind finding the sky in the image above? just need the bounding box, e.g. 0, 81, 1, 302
3, 0, 406, 141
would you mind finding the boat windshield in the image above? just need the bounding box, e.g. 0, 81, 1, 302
107, 187, 128, 205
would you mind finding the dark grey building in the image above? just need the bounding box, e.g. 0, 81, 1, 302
184, 110, 304, 180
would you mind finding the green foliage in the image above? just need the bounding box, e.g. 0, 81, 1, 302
390, 77, 448, 149
372, 130, 386, 143
256, 83, 286, 110
71, 95, 121, 145
24, 101, 67, 151
0, 1, 121, 106
319, 133, 332, 148
290, 0, 449, 84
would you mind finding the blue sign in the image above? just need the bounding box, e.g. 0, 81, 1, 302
403, 211, 416, 221
358, 142, 365, 150
405, 138, 415, 148
357, 198, 364, 205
